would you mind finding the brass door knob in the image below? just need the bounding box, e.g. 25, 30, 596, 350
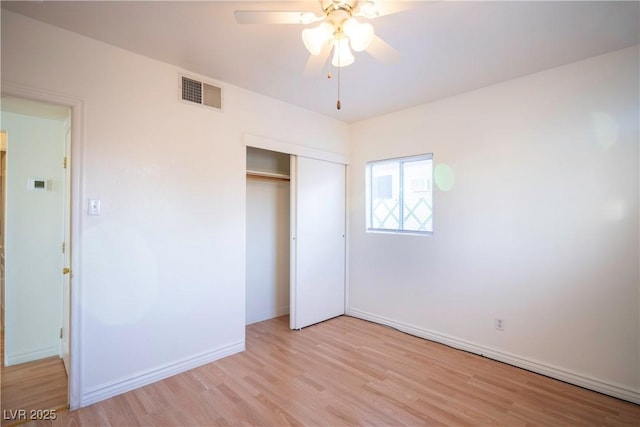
63, 267, 71, 275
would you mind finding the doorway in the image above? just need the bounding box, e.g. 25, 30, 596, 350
0, 96, 71, 418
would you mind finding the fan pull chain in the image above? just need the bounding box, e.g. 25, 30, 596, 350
337, 63, 341, 110
336, 42, 342, 110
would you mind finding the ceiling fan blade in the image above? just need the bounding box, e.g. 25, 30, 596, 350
356, 1, 436, 19
377, 2, 419, 17
366, 35, 401, 64
234, 10, 321, 25
304, 44, 332, 76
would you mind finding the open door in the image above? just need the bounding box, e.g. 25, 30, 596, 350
290, 156, 345, 330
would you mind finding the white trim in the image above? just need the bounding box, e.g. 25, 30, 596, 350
289, 155, 298, 330
81, 341, 244, 407
346, 308, 640, 405
1, 80, 85, 409
367, 152, 433, 165
244, 133, 348, 165
6, 345, 60, 366
344, 164, 350, 314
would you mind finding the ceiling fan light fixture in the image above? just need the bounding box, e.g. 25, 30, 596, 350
302, 22, 334, 55
343, 18, 374, 52
331, 35, 355, 67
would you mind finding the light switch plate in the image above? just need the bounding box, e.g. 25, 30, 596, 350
88, 198, 101, 216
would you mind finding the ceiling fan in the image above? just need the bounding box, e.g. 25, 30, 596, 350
234, 0, 402, 73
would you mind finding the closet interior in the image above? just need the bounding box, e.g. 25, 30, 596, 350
245, 147, 291, 325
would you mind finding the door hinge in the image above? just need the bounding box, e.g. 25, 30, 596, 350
63, 157, 67, 169
62, 242, 65, 254
59, 328, 63, 339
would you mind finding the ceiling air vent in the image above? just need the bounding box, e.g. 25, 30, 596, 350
181, 76, 222, 110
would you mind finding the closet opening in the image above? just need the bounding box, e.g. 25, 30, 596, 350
245, 147, 291, 325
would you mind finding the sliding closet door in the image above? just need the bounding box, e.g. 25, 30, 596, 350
290, 156, 345, 330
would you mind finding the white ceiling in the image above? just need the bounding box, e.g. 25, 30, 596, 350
2, 1, 639, 123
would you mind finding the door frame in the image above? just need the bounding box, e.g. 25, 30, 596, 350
1, 81, 84, 409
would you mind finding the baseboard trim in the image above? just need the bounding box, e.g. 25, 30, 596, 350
6, 345, 60, 366
346, 308, 640, 405
80, 340, 244, 407
277, 305, 290, 317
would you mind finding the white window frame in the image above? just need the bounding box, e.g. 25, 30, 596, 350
366, 154, 433, 235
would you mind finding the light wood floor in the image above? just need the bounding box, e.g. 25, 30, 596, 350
20, 315, 640, 426
0, 323, 68, 427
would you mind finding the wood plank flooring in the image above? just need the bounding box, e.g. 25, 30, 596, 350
0, 324, 68, 427
18, 315, 640, 426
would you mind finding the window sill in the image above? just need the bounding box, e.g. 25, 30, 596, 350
366, 228, 433, 236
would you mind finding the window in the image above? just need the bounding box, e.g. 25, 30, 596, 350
367, 154, 433, 234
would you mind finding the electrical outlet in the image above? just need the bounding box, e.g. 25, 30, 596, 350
495, 318, 505, 331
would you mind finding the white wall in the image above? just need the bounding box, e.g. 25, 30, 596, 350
1, 10, 349, 407
2, 111, 66, 365
349, 46, 640, 402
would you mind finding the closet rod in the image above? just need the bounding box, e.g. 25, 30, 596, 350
246, 170, 290, 182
